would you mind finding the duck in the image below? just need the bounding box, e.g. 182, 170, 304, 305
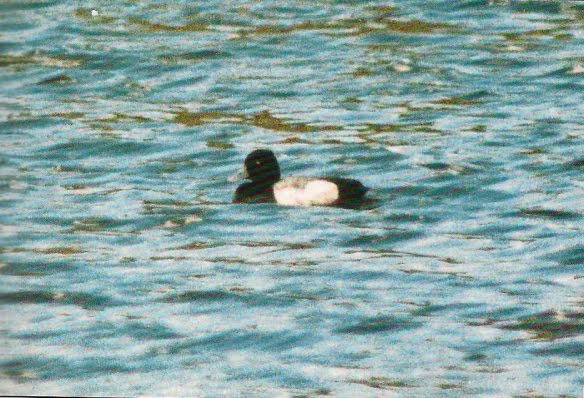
233, 149, 368, 208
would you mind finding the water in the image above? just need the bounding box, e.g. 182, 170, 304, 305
1, 1, 583, 396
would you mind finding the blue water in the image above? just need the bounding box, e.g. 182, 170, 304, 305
1, 1, 583, 397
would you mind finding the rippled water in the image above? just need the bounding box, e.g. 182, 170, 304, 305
1, 1, 583, 397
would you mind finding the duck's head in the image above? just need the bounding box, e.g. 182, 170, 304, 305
243, 149, 281, 183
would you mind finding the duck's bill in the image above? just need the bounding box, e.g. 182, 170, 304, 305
227, 168, 248, 182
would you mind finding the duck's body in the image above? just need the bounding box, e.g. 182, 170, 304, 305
233, 149, 368, 208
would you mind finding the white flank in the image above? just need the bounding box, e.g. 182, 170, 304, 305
274, 177, 339, 206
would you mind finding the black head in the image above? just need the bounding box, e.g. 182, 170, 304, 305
244, 149, 281, 183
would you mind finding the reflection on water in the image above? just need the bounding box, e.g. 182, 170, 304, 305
1, 0, 583, 396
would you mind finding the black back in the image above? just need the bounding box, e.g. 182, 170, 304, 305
324, 178, 368, 208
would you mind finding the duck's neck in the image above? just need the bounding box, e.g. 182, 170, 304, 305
252, 174, 280, 188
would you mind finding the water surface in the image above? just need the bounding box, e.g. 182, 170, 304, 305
1, 1, 583, 397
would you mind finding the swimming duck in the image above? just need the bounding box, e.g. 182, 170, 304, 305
233, 149, 368, 208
